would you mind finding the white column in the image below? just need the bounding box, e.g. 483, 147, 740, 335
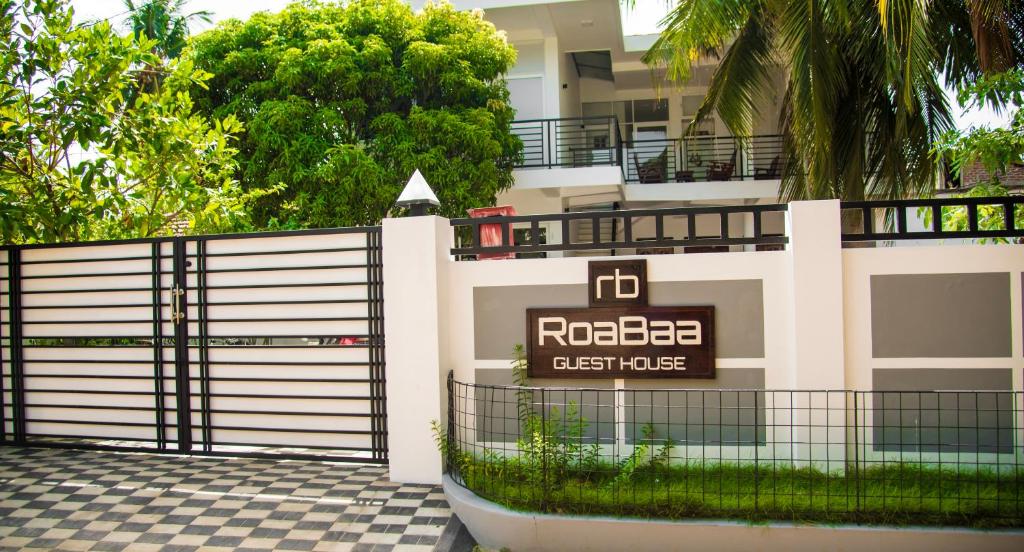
542, 36, 560, 120
383, 215, 450, 484
786, 200, 847, 470
787, 200, 846, 389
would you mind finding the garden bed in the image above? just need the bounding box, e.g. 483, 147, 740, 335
450, 458, 1023, 528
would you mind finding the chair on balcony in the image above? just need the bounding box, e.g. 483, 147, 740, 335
633, 151, 667, 184
707, 150, 737, 181
755, 155, 782, 179
674, 169, 695, 182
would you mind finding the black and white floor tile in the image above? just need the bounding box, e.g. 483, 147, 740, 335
0, 447, 451, 551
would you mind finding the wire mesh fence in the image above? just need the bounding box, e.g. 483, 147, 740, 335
445, 375, 1024, 527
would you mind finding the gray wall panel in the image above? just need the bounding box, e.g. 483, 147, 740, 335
473, 284, 587, 360
870, 273, 1011, 358
624, 368, 766, 444
471, 369, 767, 445
649, 280, 765, 358
871, 369, 1013, 453
473, 279, 765, 360
872, 368, 1012, 391
473, 369, 615, 443
622, 368, 765, 390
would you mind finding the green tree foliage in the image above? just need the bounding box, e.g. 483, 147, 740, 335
639, 0, 1023, 201
122, 0, 211, 94
89, 60, 280, 240
0, 0, 266, 243
186, 0, 520, 228
934, 69, 1023, 187
123, 0, 210, 60
927, 69, 1023, 243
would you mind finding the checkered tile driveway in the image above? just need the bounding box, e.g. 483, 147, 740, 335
0, 447, 451, 551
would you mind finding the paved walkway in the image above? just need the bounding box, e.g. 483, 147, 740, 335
0, 447, 451, 551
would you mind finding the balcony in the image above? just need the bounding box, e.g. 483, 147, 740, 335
511, 116, 784, 184
625, 134, 783, 184
512, 116, 624, 169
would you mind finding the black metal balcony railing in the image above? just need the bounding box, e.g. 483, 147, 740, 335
510, 117, 784, 184
512, 116, 623, 170
624, 134, 784, 184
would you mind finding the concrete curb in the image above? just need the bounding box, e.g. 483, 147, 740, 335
434, 514, 477, 552
442, 475, 1024, 552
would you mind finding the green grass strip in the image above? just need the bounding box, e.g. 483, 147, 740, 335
453, 458, 1024, 529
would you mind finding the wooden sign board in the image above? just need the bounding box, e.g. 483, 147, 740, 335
588, 259, 647, 307
526, 305, 715, 379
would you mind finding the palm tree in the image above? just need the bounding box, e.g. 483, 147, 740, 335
641, 0, 1022, 201
123, 0, 211, 60
122, 0, 211, 94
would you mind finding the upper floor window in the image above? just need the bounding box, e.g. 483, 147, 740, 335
582, 99, 669, 142
681, 95, 715, 136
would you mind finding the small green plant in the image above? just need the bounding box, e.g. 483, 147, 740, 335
609, 442, 650, 487
508, 344, 603, 486
608, 423, 658, 487
511, 343, 532, 432
430, 419, 454, 469
653, 436, 677, 469
431, 418, 473, 475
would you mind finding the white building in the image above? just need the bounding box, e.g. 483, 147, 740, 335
411, 0, 790, 248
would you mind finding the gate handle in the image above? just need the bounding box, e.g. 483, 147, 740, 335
172, 284, 185, 323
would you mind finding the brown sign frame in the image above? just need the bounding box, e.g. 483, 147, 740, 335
526, 305, 715, 379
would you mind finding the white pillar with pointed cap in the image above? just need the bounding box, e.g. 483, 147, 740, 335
383, 170, 450, 483
395, 169, 440, 216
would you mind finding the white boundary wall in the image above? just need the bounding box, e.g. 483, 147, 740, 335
446, 246, 794, 386
386, 200, 970, 483
843, 243, 1024, 391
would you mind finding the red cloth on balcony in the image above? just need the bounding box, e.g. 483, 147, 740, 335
467, 206, 517, 260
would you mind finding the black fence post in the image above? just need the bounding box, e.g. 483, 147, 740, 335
150, 242, 166, 450
446, 370, 454, 474
8, 248, 25, 444
546, 119, 554, 169
197, 239, 211, 452
171, 238, 192, 452
540, 386, 548, 509
853, 391, 860, 514
753, 389, 759, 512
0, 250, 5, 444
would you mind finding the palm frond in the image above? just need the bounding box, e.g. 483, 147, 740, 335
643, 0, 761, 82
777, 0, 846, 196
691, 6, 778, 136
967, 0, 1017, 71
